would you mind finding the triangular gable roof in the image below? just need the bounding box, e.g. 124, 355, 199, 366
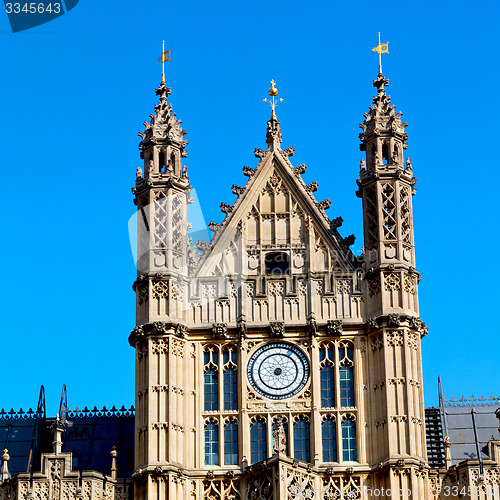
195, 115, 356, 277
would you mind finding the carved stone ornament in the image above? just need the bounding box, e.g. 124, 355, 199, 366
319, 199, 331, 211
327, 320, 343, 336
272, 416, 287, 454
196, 240, 210, 253
269, 321, 285, 338
344, 234, 356, 246
154, 321, 168, 334
409, 316, 422, 331
330, 216, 343, 229
175, 324, 188, 338
128, 325, 145, 346
220, 202, 233, 214
212, 323, 228, 339
208, 221, 221, 233
388, 313, 402, 327
366, 317, 379, 330
282, 146, 295, 157
308, 318, 318, 337
306, 181, 318, 193
238, 319, 248, 339
254, 148, 265, 158
295, 164, 306, 175
232, 184, 244, 196
243, 166, 255, 177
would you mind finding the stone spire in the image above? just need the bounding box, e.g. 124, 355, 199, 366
358, 72, 409, 172
137, 81, 189, 183
266, 113, 282, 151
263, 80, 284, 151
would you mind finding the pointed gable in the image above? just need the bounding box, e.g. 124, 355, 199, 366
195, 114, 357, 279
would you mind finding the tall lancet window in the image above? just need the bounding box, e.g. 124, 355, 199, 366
223, 346, 238, 411
250, 417, 267, 464
293, 415, 311, 463
339, 342, 355, 407
224, 418, 238, 465
322, 415, 337, 462
341, 415, 357, 462
204, 346, 219, 411
319, 343, 335, 408
204, 418, 219, 466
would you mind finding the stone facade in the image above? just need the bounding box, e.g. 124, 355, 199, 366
127, 74, 438, 499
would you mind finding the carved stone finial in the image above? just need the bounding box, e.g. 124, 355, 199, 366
232, 184, 244, 196
1, 449, 10, 482
319, 199, 331, 211
295, 164, 306, 175
208, 221, 221, 234
330, 217, 343, 230
220, 203, 233, 215
265, 114, 282, 151
243, 166, 255, 177
110, 446, 118, 479
306, 182, 318, 193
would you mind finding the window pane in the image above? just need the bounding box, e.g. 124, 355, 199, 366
223, 368, 238, 411
293, 418, 310, 463
320, 365, 335, 407
204, 422, 219, 465
342, 417, 357, 462
339, 365, 354, 407
224, 421, 238, 465
204, 369, 218, 411
322, 419, 337, 462
250, 420, 267, 464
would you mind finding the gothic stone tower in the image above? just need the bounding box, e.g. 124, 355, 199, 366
128, 76, 438, 499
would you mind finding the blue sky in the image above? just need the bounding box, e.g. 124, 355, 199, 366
1, 0, 498, 414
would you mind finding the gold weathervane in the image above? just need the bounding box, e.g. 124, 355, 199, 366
372, 32, 389, 74
263, 80, 283, 117
157, 40, 171, 84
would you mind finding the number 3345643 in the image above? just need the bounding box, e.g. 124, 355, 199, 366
5, 3, 61, 14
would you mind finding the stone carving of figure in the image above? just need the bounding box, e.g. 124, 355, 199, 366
272, 416, 287, 454
360, 158, 366, 171
148, 159, 154, 174
405, 157, 412, 171
182, 165, 188, 178
374, 150, 380, 165
136, 166, 143, 178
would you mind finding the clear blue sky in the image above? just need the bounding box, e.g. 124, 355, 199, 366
1, 0, 498, 414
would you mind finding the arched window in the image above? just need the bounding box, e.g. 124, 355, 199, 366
322, 416, 337, 462
204, 346, 219, 411
264, 252, 290, 275
319, 343, 335, 408
341, 416, 357, 462
223, 347, 238, 411
224, 419, 238, 465
204, 420, 219, 466
250, 418, 267, 464
339, 343, 354, 407
293, 416, 310, 463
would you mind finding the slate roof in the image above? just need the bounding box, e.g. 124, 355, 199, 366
0, 406, 134, 478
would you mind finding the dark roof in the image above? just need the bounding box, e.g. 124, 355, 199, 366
0, 406, 134, 478
443, 403, 499, 464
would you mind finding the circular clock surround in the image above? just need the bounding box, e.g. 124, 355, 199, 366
247, 343, 310, 400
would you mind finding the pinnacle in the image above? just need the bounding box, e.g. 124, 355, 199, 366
266, 113, 282, 151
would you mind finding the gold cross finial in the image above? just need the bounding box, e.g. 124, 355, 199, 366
3, 449, 7, 454
263, 79, 283, 117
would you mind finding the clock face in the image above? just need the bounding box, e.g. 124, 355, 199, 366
247, 343, 310, 400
